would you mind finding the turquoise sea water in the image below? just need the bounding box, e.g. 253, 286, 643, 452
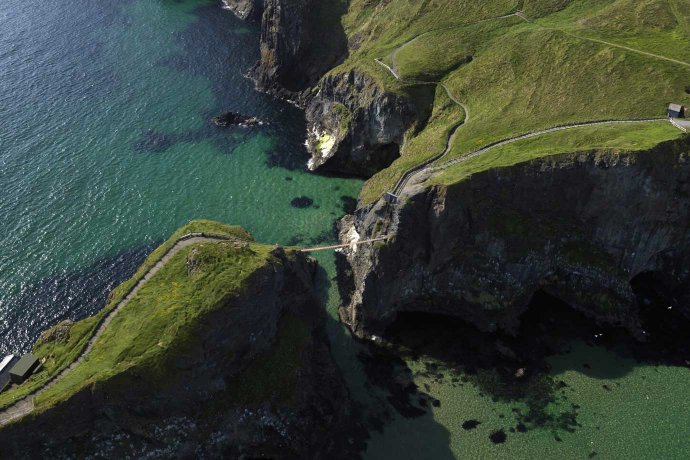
0, 0, 361, 354
2, 1, 690, 458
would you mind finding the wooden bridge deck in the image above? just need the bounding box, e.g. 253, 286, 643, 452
299, 236, 390, 252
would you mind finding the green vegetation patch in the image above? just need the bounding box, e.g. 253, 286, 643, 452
0, 220, 252, 410
431, 121, 682, 185
35, 235, 279, 410
341, 0, 690, 203
332, 102, 352, 135
394, 16, 523, 81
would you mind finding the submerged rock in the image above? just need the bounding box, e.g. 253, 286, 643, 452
462, 420, 482, 430
489, 429, 507, 444
212, 111, 262, 128
291, 196, 314, 208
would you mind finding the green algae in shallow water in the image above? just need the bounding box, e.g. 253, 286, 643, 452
361, 341, 690, 458
358, 287, 690, 459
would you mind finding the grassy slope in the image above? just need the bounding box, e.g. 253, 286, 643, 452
0, 220, 257, 410
431, 121, 683, 185
334, 0, 690, 204
33, 228, 305, 411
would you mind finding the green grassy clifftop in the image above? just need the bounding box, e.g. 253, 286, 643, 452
292, 0, 690, 204
0, 220, 355, 458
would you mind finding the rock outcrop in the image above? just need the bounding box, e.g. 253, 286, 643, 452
234, 0, 422, 177
0, 246, 360, 459
250, 0, 348, 97
303, 70, 420, 177
339, 138, 690, 339
212, 111, 262, 127
222, 0, 263, 21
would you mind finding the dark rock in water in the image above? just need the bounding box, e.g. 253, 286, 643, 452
340, 195, 357, 214
134, 130, 177, 153
291, 196, 314, 208
462, 420, 481, 430
212, 111, 262, 128
285, 176, 293, 181
431, 399, 441, 407
489, 429, 507, 444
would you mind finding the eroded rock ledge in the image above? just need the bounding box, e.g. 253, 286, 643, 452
225, 0, 422, 177
303, 70, 419, 177
222, 0, 263, 21
338, 139, 690, 339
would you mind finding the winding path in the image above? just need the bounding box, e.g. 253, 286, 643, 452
515, 12, 690, 69
0, 233, 234, 427
0, 232, 390, 427
430, 118, 666, 172
374, 10, 688, 197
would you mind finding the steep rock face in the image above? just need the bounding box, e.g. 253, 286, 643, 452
339, 139, 690, 339
0, 249, 360, 459
251, 0, 347, 97
304, 70, 420, 177
222, 0, 263, 21
244, 1, 421, 177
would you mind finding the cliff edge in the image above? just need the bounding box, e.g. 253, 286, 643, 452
0, 221, 359, 459
338, 140, 690, 339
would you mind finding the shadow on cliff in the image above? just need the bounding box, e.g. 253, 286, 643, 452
311, 259, 454, 459
371, 287, 690, 440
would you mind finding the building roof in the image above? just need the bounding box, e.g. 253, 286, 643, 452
9, 354, 39, 378
668, 103, 683, 112
0, 355, 15, 374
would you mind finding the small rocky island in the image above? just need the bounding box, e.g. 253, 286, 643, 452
0, 221, 361, 458
212, 111, 262, 128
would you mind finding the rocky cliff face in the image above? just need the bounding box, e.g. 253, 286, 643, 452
222, 0, 263, 21
0, 249, 360, 459
237, 0, 421, 177
339, 139, 690, 339
250, 0, 347, 97
303, 70, 420, 177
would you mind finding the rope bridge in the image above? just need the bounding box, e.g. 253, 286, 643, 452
299, 236, 391, 252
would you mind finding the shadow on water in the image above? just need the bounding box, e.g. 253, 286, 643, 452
370, 287, 690, 440
0, 243, 156, 356
312, 258, 454, 459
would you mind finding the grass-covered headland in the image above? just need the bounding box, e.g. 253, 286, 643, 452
320, 0, 690, 204
0, 220, 312, 415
